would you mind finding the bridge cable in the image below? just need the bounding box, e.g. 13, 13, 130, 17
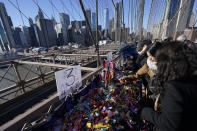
7, 0, 33, 25
69, 0, 83, 20
32, 0, 50, 19
49, 0, 56, 18
59, 0, 76, 20
15, 0, 25, 26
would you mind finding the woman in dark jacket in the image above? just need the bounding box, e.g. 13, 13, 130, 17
141, 41, 197, 131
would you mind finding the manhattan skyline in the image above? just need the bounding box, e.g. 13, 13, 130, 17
1, 0, 197, 31
0, 0, 152, 29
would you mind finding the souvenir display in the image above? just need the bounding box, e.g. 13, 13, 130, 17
51, 71, 151, 131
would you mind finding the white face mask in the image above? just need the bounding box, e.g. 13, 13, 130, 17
147, 57, 157, 71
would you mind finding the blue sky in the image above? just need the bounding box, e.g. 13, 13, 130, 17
0, 0, 196, 31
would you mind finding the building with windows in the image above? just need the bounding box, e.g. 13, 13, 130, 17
55, 13, 70, 44
18, 25, 31, 47
86, 8, 91, 26
36, 8, 57, 48
92, 12, 96, 30
59, 13, 70, 26
13, 27, 28, 48
108, 18, 114, 40
0, 23, 9, 53
36, 18, 57, 47
114, 2, 122, 30
104, 8, 109, 30
55, 23, 68, 45
0, 2, 16, 52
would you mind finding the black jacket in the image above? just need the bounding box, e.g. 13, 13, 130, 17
123, 58, 137, 72
141, 80, 197, 131
136, 53, 147, 67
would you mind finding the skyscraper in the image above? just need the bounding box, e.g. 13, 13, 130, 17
0, 23, 9, 52
37, 19, 57, 47
28, 25, 39, 47
92, 12, 96, 30
55, 23, 65, 46
58, 13, 70, 44
18, 25, 31, 47
13, 27, 28, 47
98, 25, 102, 31
86, 8, 91, 26
175, 0, 195, 32
38, 7, 44, 19
118, 1, 122, 26
71, 21, 80, 30
81, 20, 86, 26
109, 18, 114, 32
28, 17, 40, 47
36, 9, 57, 47
59, 13, 70, 26
29, 18, 33, 26
109, 18, 114, 39
35, 7, 45, 22
51, 17, 57, 26
104, 8, 109, 30
114, 2, 122, 30
0, 2, 16, 52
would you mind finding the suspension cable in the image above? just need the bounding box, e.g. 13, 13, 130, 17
32, 0, 50, 19
7, 0, 32, 24
59, 0, 76, 20
69, 0, 82, 20
15, 0, 25, 26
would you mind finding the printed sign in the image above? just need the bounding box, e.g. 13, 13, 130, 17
55, 65, 82, 100
107, 52, 112, 62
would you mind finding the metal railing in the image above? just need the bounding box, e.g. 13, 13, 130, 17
0, 43, 120, 105
0, 52, 120, 131
0, 60, 55, 104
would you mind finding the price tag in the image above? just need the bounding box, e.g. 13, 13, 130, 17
107, 52, 112, 62
55, 65, 82, 100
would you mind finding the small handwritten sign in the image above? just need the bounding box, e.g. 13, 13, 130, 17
107, 52, 112, 62
55, 65, 82, 100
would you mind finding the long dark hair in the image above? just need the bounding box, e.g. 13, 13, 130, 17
155, 41, 197, 92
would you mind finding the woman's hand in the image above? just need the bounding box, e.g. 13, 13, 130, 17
119, 76, 128, 84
